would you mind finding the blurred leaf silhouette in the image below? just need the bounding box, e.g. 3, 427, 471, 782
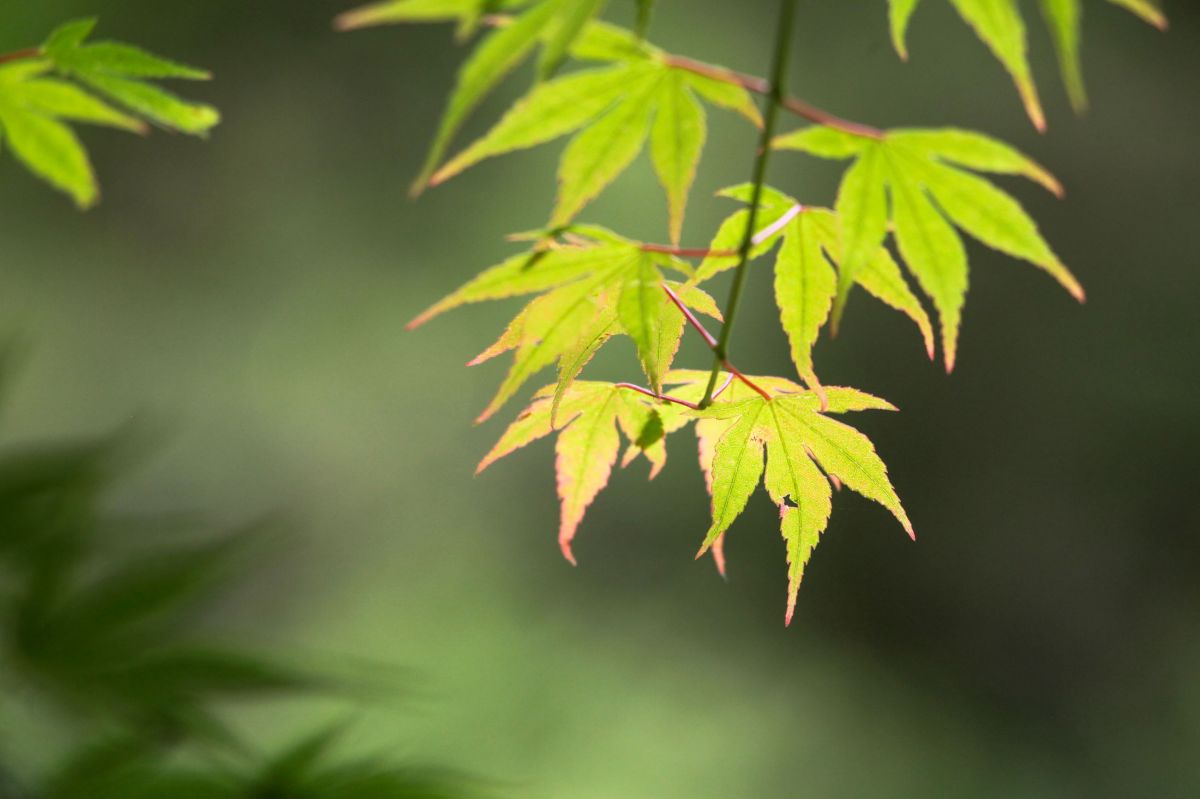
39, 729, 479, 799
0, 366, 484, 799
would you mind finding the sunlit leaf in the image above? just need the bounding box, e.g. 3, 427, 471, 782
431, 64, 639, 185
650, 72, 706, 244
833, 142, 888, 322
775, 125, 1081, 369
479, 381, 665, 562
409, 0, 559, 193
772, 212, 837, 387
539, 0, 607, 79
888, 0, 922, 61
42, 18, 218, 135
661, 372, 907, 621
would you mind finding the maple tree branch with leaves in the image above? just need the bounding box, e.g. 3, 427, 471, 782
334, 0, 1165, 623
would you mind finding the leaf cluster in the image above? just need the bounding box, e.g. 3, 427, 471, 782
888, 0, 1166, 126
0, 368, 477, 798
354, 1, 1164, 619
0, 18, 218, 207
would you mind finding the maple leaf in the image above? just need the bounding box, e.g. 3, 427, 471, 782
408, 231, 720, 421
478, 380, 670, 563
0, 19, 217, 207
888, 0, 1166, 125
427, 43, 760, 240
662, 370, 911, 624
336, 0, 660, 194
774, 124, 1081, 371
41, 18, 219, 135
694, 184, 934, 384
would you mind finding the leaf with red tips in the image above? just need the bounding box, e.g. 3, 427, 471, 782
480, 381, 678, 563
706, 187, 934, 375
682, 385, 909, 618
888, 0, 922, 61
887, 161, 969, 372
1107, 0, 1167, 30
409, 243, 632, 329
886, 0, 1161, 126
888, 128, 1062, 197
947, 0, 1044, 131
775, 128, 1082, 371
556, 386, 623, 563
771, 209, 837, 390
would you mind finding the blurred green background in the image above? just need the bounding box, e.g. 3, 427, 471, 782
2, 0, 1198, 795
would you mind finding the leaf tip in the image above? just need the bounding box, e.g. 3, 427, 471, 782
712, 534, 727, 580
332, 8, 370, 31
559, 535, 579, 566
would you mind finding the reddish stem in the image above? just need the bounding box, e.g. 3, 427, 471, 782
0, 48, 39, 66
640, 243, 735, 259
615, 382, 700, 411
663, 54, 884, 140
661, 284, 773, 403
662, 284, 719, 349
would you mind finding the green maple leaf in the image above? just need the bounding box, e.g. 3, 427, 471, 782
663, 371, 911, 624
337, 0, 655, 194
408, 232, 719, 421
774, 124, 1081, 371
694, 184, 934, 384
0, 19, 216, 207
478, 380, 670, 563
427, 45, 759, 240
41, 18, 219, 135
0, 61, 138, 208
887, 0, 1166, 125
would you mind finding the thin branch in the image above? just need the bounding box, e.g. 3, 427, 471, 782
639, 202, 804, 260
640, 243, 734, 259
662, 284, 718, 348
615, 382, 700, 411
0, 48, 39, 66
663, 54, 884, 140
698, 0, 798, 408
477, 13, 882, 139
711, 373, 735, 400
662, 285, 772, 403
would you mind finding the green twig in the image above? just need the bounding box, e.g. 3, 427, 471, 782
698, 0, 798, 408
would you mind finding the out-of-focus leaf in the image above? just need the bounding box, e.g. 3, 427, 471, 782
538, 0, 607, 79
1039, 0, 1086, 112
888, 0, 922, 60
888, 0, 1165, 126
41, 18, 218, 135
